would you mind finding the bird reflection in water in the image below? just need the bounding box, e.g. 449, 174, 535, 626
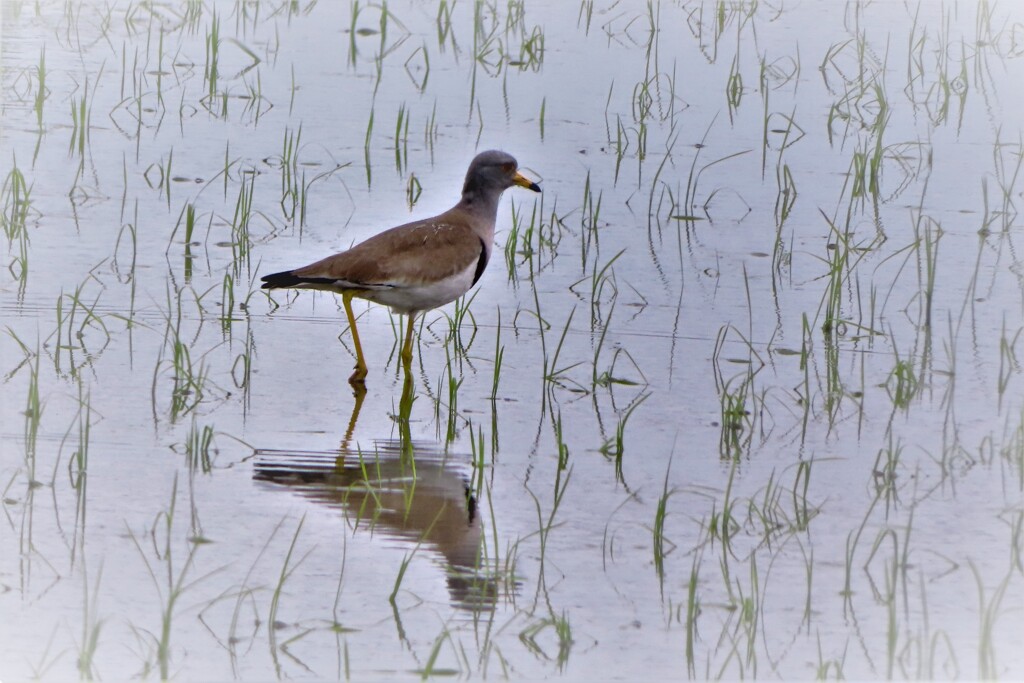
253, 440, 514, 612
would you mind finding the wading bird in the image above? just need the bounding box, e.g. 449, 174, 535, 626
261, 150, 540, 384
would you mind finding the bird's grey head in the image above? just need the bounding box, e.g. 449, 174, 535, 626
461, 150, 540, 200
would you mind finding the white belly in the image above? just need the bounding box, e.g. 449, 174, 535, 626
359, 259, 479, 314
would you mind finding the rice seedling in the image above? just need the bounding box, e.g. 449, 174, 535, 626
707, 457, 742, 575
652, 453, 676, 588
750, 460, 821, 554
589, 299, 617, 388
230, 325, 255, 416
490, 309, 504, 402
971, 559, 1015, 679
174, 203, 198, 280
538, 96, 545, 139
712, 322, 764, 459
611, 114, 627, 183
791, 459, 815, 531
406, 172, 421, 209
149, 287, 215, 423
219, 272, 235, 332
126, 475, 208, 679
68, 77, 93, 158
996, 408, 1024, 492
364, 105, 374, 187
577, 0, 595, 33
525, 454, 572, 602
220, 142, 235, 198
444, 291, 479, 361
860, 524, 905, 678
515, 24, 545, 71
1009, 505, 1023, 574
538, 306, 584, 394
885, 354, 919, 411
1, 159, 33, 295
816, 211, 879, 338
503, 200, 526, 280
143, 149, 174, 207
570, 248, 622, 331
579, 171, 601, 268
989, 133, 1023, 234
388, 547, 418, 610
773, 157, 797, 227
238, 68, 269, 125
422, 100, 439, 155
419, 629, 458, 678
443, 344, 463, 443
52, 377, 94, 566
840, 481, 886, 608
402, 43, 430, 93
348, 1, 365, 66
815, 631, 849, 679
52, 272, 112, 378
737, 555, 761, 672
598, 392, 649, 484
169, 339, 210, 422
2, 159, 33, 244
230, 170, 255, 275
3, 327, 33, 383
725, 50, 743, 119
204, 9, 221, 102
675, 117, 749, 223
431, 1, 457, 52
112, 203, 139, 312
684, 546, 703, 676
34, 46, 48, 130
267, 515, 314, 674
393, 103, 410, 171
278, 125, 303, 223
518, 612, 573, 671
185, 419, 215, 474
75, 562, 105, 681
467, 2, 496, 111
19, 336, 43, 486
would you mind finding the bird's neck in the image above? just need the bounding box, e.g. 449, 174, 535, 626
454, 189, 502, 230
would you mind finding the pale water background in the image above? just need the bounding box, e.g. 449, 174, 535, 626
2, 0, 1023, 680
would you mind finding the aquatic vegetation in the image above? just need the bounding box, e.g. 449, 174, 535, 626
1, 1, 1022, 680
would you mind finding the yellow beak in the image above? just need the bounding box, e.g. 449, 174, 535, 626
513, 171, 541, 193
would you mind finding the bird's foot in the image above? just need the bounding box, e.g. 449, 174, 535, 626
348, 364, 368, 385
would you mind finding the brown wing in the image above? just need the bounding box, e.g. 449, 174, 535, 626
292, 218, 483, 288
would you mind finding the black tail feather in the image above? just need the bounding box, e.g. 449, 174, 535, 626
260, 270, 304, 289
261, 270, 339, 290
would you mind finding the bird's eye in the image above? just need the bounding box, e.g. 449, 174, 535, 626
502, 162, 516, 173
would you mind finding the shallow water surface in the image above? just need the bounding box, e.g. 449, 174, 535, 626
2, 0, 1023, 680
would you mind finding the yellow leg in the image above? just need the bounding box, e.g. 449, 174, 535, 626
397, 314, 416, 435
397, 317, 417, 438
341, 382, 366, 450
342, 291, 368, 384
401, 312, 416, 372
